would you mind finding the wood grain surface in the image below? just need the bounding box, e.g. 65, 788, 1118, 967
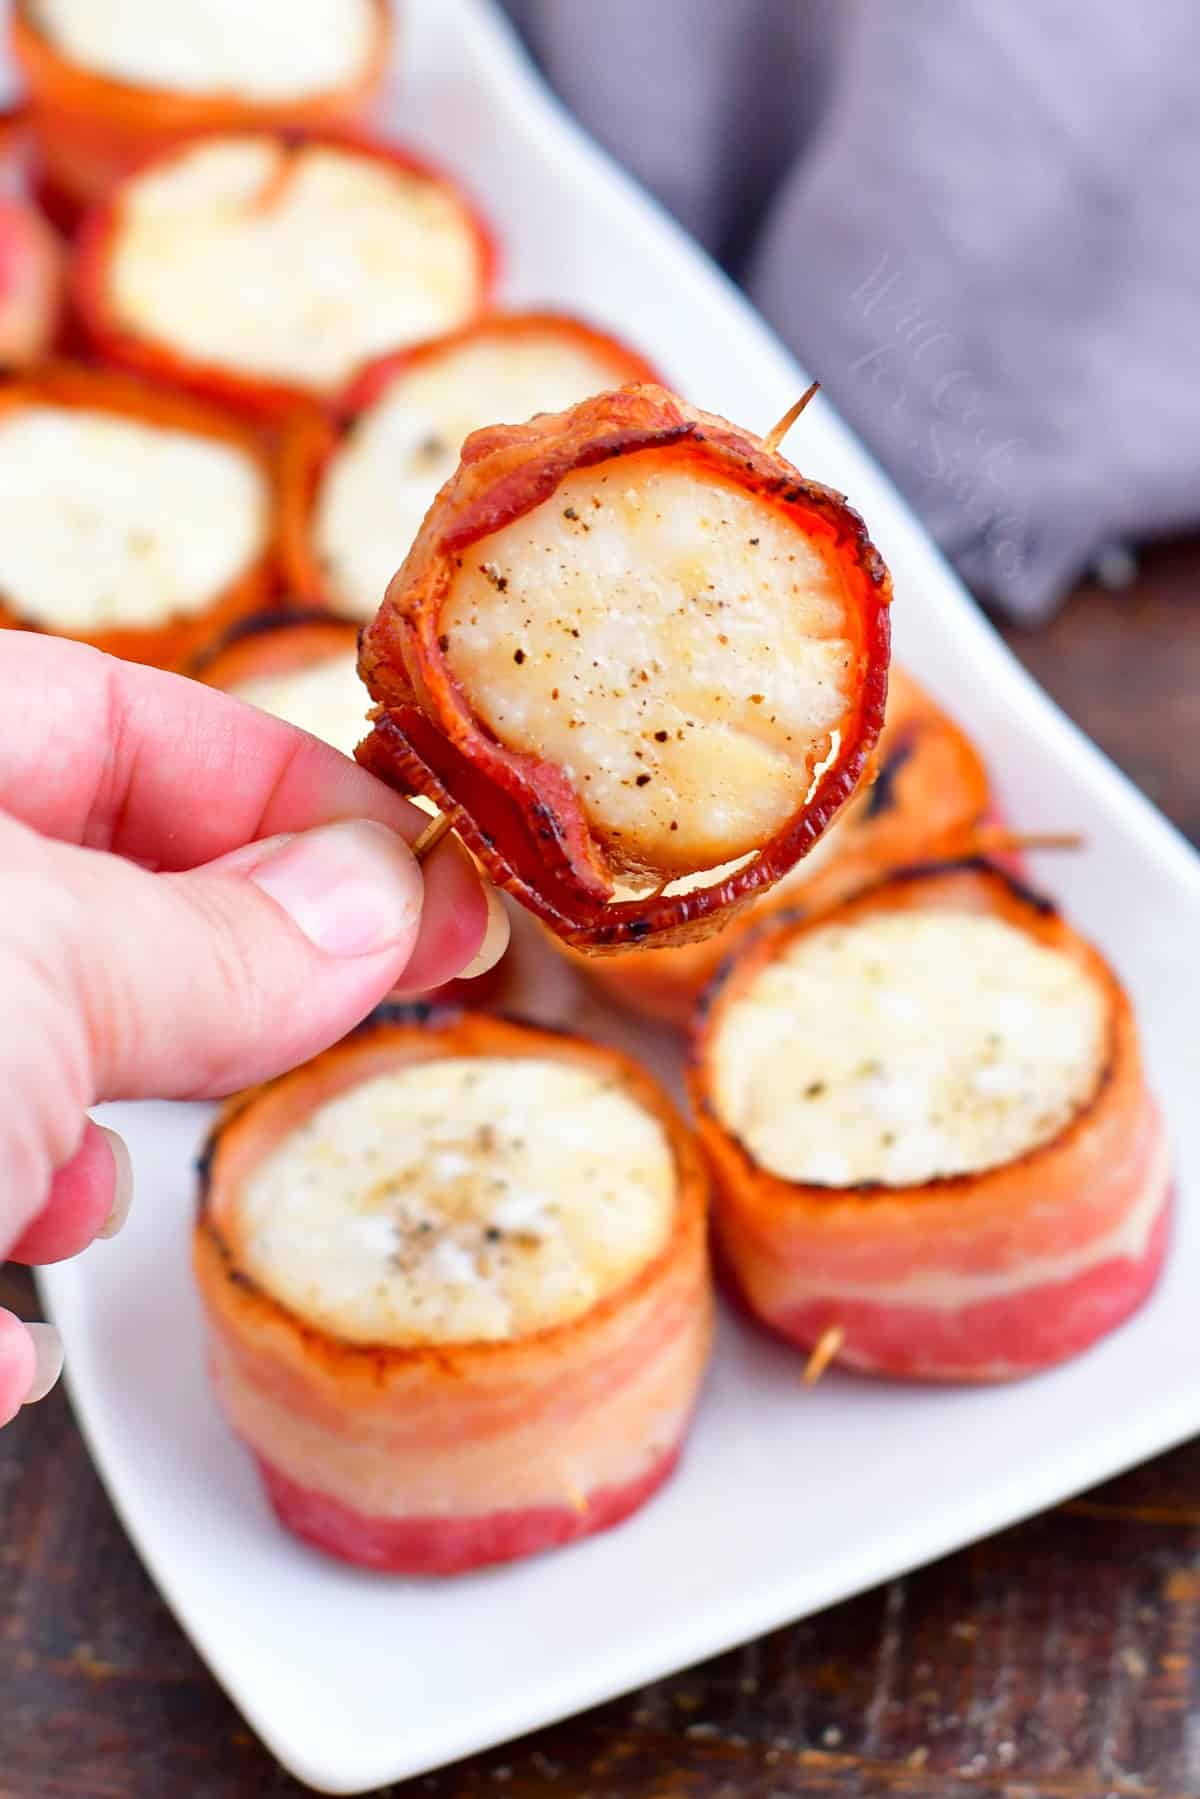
3, 539, 1197, 1799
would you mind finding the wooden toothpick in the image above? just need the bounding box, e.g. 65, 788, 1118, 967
763, 381, 821, 454
563, 1475, 589, 1518
803, 1324, 845, 1387
973, 828, 1085, 857
411, 812, 453, 864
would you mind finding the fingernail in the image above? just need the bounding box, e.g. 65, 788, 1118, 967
22, 1322, 64, 1405
96, 1125, 133, 1239
248, 820, 422, 958
457, 884, 510, 980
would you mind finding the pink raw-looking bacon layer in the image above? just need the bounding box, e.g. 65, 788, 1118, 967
253, 1440, 683, 1575
719, 1146, 1170, 1383
195, 1006, 713, 1572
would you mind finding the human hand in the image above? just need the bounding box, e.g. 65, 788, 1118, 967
0, 633, 508, 1422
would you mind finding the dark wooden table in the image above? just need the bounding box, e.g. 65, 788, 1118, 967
3, 540, 1198, 1799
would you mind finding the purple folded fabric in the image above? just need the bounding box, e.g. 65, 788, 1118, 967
502, 0, 1200, 619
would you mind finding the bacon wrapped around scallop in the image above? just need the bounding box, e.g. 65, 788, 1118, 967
690, 860, 1170, 1382
73, 127, 495, 420
0, 360, 276, 668
357, 383, 892, 953
194, 1005, 712, 1573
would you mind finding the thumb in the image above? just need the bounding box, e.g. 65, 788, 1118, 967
1, 812, 505, 1250
38, 817, 434, 1102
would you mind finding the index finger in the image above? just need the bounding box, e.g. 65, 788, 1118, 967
0, 632, 427, 868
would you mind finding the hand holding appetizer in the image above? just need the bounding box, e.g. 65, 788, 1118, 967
194, 1006, 712, 1572
0, 0, 1175, 1681
358, 383, 892, 951
691, 860, 1169, 1381
11, 0, 392, 214
0, 633, 505, 1427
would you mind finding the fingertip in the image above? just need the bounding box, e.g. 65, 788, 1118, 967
8, 1118, 127, 1264
454, 883, 510, 981
393, 833, 499, 995
23, 1323, 64, 1405
0, 1311, 37, 1427
95, 1126, 134, 1239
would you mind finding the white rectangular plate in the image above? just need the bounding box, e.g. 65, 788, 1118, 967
35, 0, 1200, 1791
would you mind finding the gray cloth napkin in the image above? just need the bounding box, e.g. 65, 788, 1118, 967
501, 0, 1200, 620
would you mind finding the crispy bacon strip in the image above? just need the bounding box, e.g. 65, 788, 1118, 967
0, 359, 278, 670
193, 1005, 713, 1573
357, 383, 892, 953
9, 0, 392, 218
690, 861, 1170, 1382
568, 665, 992, 1024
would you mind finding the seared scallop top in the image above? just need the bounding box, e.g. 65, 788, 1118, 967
711, 910, 1108, 1187
233, 1056, 677, 1344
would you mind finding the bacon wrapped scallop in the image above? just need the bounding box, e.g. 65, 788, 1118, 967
281, 311, 660, 620
357, 383, 892, 952
194, 1005, 712, 1573
0, 360, 275, 667
690, 861, 1170, 1382
11, 0, 391, 216
73, 128, 495, 419
568, 665, 991, 1024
